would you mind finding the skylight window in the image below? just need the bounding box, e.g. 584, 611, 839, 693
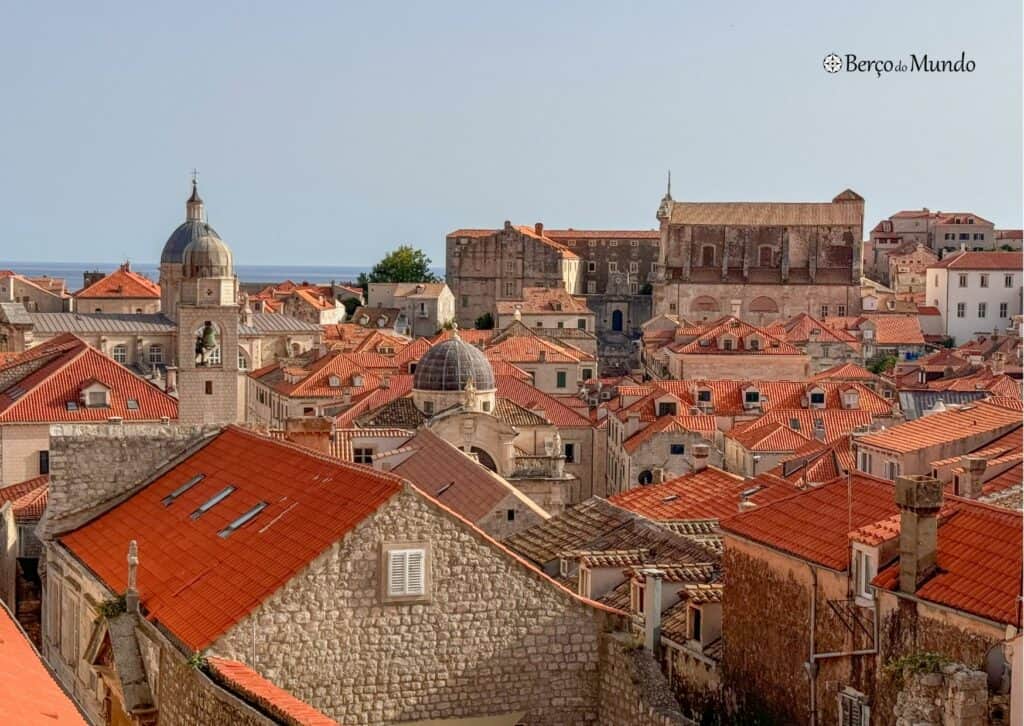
126, 399, 139, 410
218, 502, 268, 538
162, 474, 205, 506
66, 401, 78, 411
190, 485, 235, 519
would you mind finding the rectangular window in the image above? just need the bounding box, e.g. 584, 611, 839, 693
744, 391, 760, 404
657, 402, 677, 416
504, 282, 514, 296
1006, 274, 1014, 288
885, 461, 900, 480
839, 690, 869, 726
697, 390, 711, 402
1000, 302, 1008, 318
978, 302, 987, 318
461, 295, 468, 307
690, 607, 702, 642
582, 368, 593, 380
629, 261, 639, 273
577, 319, 587, 330
506, 509, 516, 521
148, 345, 163, 364
564, 443, 575, 463
38, 451, 49, 475
556, 371, 567, 389
608, 261, 618, 272
87, 391, 108, 407
980, 274, 989, 288
353, 448, 374, 464
586, 280, 596, 294
386, 548, 426, 598
820, 305, 829, 318
858, 451, 872, 472
810, 392, 826, 405
837, 304, 846, 317
958, 274, 968, 288
959, 233, 969, 240
956, 303, 966, 318
59, 586, 79, 665
587, 261, 596, 272
205, 381, 213, 395
670, 443, 685, 455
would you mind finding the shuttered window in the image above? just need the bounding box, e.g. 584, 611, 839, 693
839, 691, 868, 726
387, 548, 426, 597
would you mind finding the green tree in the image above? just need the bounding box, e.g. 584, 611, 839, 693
474, 312, 494, 330
867, 354, 897, 374
358, 245, 440, 292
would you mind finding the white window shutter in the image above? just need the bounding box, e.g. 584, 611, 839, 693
406, 550, 425, 595
388, 551, 407, 596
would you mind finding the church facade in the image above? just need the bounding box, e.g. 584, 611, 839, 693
653, 188, 865, 322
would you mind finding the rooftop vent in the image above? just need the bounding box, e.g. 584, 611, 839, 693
191, 486, 235, 520
218, 502, 268, 538
661, 494, 679, 503
162, 474, 205, 506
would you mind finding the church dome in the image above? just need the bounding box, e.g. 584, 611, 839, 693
182, 233, 233, 278
162, 181, 223, 264
414, 334, 495, 392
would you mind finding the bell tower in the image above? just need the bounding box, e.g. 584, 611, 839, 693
175, 225, 240, 425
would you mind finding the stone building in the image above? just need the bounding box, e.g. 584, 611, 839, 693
0, 270, 71, 313
279, 287, 346, 325
887, 242, 938, 297
74, 262, 161, 314
368, 282, 456, 338
654, 189, 864, 321
40, 423, 693, 725
446, 223, 582, 329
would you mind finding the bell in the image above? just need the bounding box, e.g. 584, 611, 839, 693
199, 322, 218, 352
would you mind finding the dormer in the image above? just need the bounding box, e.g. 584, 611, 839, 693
80, 379, 111, 408
806, 385, 826, 409
745, 334, 764, 352
717, 333, 737, 351
841, 387, 860, 410
742, 384, 762, 410
352, 374, 364, 388
655, 393, 680, 417
328, 374, 342, 388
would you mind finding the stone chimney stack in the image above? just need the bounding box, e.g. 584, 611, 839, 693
895, 475, 943, 593
641, 568, 664, 653
284, 417, 333, 455
652, 468, 664, 484
958, 456, 987, 499
534, 222, 544, 237
991, 352, 1006, 375
126, 540, 140, 614
692, 443, 710, 472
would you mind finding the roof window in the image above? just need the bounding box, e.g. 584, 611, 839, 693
190, 485, 235, 519
218, 502, 268, 538
162, 474, 205, 506
66, 401, 78, 411
126, 399, 140, 410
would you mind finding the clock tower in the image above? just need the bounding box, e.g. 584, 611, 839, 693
175, 228, 240, 425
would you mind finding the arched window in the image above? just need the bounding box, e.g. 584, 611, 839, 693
111, 344, 127, 364
193, 321, 222, 367
611, 310, 624, 332
700, 245, 716, 267
749, 296, 779, 314
238, 348, 250, 371
691, 296, 720, 314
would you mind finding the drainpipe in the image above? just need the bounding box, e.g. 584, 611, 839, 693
806, 564, 817, 726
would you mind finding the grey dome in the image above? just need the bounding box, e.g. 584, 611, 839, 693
161, 221, 222, 264
414, 336, 495, 392
182, 233, 233, 278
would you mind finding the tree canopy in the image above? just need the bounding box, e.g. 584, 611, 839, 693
358, 245, 440, 290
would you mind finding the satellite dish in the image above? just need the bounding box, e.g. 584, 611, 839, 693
984, 643, 1010, 694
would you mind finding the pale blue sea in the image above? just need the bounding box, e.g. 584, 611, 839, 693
0, 261, 445, 288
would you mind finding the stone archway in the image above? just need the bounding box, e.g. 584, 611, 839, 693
749, 296, 779, 314
471, 446, 498, 472
691, 296, 720, 315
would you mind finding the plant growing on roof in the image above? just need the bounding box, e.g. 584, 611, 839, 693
94, 594, 127, 620
883, 651, 950, 688
187, 651, 208, 670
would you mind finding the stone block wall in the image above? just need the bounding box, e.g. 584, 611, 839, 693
893, 663, 989, 726
212, 486, 616, 725
597, 632, 692, 726
157, 646, 276, 726
46, 423, 217, 529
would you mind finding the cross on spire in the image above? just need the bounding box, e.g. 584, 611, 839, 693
191, 168, 200, 185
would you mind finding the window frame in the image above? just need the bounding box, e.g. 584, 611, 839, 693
381, 542, 431, 603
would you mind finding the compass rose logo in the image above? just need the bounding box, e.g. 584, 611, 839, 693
823, 53, 843, 74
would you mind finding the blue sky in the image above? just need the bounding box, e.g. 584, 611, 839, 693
1, 1, 1020, 266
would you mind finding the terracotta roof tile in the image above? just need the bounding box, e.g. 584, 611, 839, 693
74, 265, 160, 299
0, 601, 88, 724
668, 197, 863, 227
862, 314, 925, 345
0, 334, 178, 423
726, 420, 813, 452
609, 467, 795, 521
206, 657, 338, 725
872, 500, 1022, 625
0, 475, 48, 521
621, 415, 717, 454
812, 362, 879, 381
721, 473, 899, 570
486, 335, 595, 364
730, 409, 874, 444
857, 402, 1021, 453
930, 251, 1021, 270
496, 287, 593, 316
495, 376, 592, 427
59, 427, 403, 650
671, 317, 803, 356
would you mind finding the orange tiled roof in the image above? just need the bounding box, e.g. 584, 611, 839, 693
291, 288, 336, 312
668, 196, 863, 227
59, 427, 404, 650
726, 420, 813, 452
767, 436, 855, 485
0, 475, 48, 521
610, 467, 795, 521
622, 415, 717, 454
206, 657, 338, 725
812, 362, 879, 381
671, 317, 803, 356
731, 409, 874, 444
771, 313, 859, 346
721, 473, 898, 570
872, 500, 1022, 626
857, 401, 1021, 454
862, 314, 925, 345
495, 375, 591, 427
250, 351, 381, 399
0, 334, 178, 423
485, 335, 594, 364
930, 251, 1022, 270
496, 287, 593, 316
0, 601, 88, 724
75, 264, 160, 299
334, 376, 414, 428
430, 328, 497, 346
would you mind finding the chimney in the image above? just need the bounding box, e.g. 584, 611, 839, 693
165, 366, 178, 393
991, 352, 1006, 375
958, 456, 986, 499
894, 475, 943, 593
692, 443, 710, 472
640, 568, 664, 653
126, 540, 140, 614
535, 222, 544, 237
82, 270, 104, 289
538, 350, 546, 362
813, 421, 826, 441
652, 468, 665, 484
284, 417, 333, 455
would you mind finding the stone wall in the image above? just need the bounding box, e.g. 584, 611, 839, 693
892, 663, 989, 726
45, 423, 217, 530
212, 485, 618, 725
157, 646, 276, 726
597, 632, 693, 726
0, 503, 15, 607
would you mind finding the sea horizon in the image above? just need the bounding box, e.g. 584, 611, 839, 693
0, 260, 446, 287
